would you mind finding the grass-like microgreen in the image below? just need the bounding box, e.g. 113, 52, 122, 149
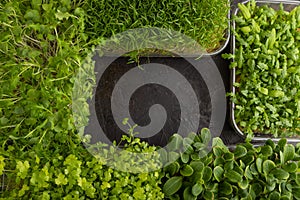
84, 0, 229, 55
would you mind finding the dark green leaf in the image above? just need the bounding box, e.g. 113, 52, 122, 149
225, 170, 243, 183
263, 160, 276, 174
192, 183, 202, 196
256, 158, 263, 174
163, 176, 183, 196
234, 145, 247, 158
244, 166, 253, 180
238, 179, 249, 190
224, 152, 234, 161
202, 166, 212, 182
283, 144, 295, 163
190, 161, 204, 172
283, 162, 297, 173
220, 182, 232, 195
213, 166, 224, 182
180, 165, 194, 177
270, 168, 289, 180
183, 187, 196, 200
181, 153, 189, 164
261, 145, 273, 157
165, 162, 180, 176
269, 191, 280, 200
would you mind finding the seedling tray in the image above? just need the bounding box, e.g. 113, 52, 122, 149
230, 0, 300, 143
100, 1, 231, 57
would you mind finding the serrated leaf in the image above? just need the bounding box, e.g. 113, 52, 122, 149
55, 173, 68, 185
163, 176, 183, 196
213, 166, 224, 182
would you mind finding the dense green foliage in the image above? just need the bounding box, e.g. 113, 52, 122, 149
223, 0, 300, 138
85, 0, 229, 53
2, 0, 300, 199
163, 129, 300, 200
0, 0, 164, 198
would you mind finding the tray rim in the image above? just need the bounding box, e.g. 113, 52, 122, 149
230, 0, 300, 143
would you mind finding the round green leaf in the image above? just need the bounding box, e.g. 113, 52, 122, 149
213, 166, 224, 182
269, 191, 280, 200
200, 128, 211, 145
263, 160, 276, 174
256, 157, 263, 174
224, 152, 234, 161
270, 168, 289, 180
163, 176, 183, 196
183, 187, 197, 200
220, 182, 232, 195
238, 179, 249, 190
283, 162, 297, 173
261, 145, 273, 157
214, 157, 225, 166
234, 145, 247, 158
165, 161, 180, 176
181, 153, 189, 164
190, 161, 204, 172
168, 134, 183, 151
202, 166, 212, 182
192, 183, 203, 196
180, 165, 194, 177
225, 170, 242, 183
283, 144, 295, 163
